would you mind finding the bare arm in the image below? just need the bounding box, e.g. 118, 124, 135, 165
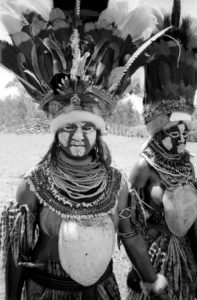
118, 160, 169, 299
5, 180, 38, 300
129, 156, 150, 189
117, 175, 157, 283
16, 179, 39, 209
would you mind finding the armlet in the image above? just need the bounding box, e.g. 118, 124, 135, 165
118, 206, 137, 241
0, 201, 39, 266
118, 187, 147, 243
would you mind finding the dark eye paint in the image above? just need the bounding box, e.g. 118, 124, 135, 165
81, 122, 95, 133
167, 131, 180, 138
63, 124, 77, 131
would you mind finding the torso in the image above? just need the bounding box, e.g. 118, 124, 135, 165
140, 153, 197, 237
145, 166, 164, 210
23, 159, 123, 285
30, 204, 118, 285
58, 215, 116, 285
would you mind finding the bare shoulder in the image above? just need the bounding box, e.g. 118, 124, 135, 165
16, 179, 38, 211
191, 162, 196, 178
129, 156, 151, 188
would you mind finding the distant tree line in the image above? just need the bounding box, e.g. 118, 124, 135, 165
107, 100, 142, 127
0, 80, 196, 139
0, 95, 47, 131
0, 87, 142, 132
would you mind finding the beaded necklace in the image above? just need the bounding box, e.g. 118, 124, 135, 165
49, 150, 108, 200
25, 155, 122, 220
142, 137, 193, 188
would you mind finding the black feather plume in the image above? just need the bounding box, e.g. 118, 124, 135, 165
0, 42, 21, 77
171, 0, 181, 28
53, 0, 109, 14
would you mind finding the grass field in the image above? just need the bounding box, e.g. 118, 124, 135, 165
0, 133, 197, 299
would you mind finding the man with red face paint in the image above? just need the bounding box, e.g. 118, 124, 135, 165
126, 1, 197, 299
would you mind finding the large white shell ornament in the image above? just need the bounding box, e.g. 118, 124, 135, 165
163, 184, 197, 237
58, 215, 115, 286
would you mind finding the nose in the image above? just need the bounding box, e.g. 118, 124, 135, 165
72, 126, 84, 141
179, 133, 185, 144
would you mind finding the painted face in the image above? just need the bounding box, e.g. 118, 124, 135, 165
58, 121, 97, 158
160, 122, 189, 154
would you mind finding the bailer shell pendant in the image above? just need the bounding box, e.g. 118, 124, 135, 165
58, 215, 115, 286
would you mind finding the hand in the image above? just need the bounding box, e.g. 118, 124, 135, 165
150, 291, 170, 300
127, 269, 141, 292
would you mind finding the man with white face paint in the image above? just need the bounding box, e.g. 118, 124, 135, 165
127, 1, 197, 299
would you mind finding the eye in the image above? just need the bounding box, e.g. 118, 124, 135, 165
182, 131, 189, 138
82, 123, 95, 133
63, 124, 76, 131
167, 131, 180, 138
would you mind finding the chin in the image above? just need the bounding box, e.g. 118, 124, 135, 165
177, 146, 185, 153
70, 146, 86, 157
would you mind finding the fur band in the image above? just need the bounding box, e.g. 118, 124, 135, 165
50, 110, 106, 133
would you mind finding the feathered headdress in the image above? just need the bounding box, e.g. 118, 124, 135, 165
142, 0, 197, 135
0, 0, 170, 133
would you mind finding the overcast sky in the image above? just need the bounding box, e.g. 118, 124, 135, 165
146, 0, 197, 17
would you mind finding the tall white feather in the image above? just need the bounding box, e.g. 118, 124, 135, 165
0, 0, 53, 36
99, 0, 145, 26
13, 0, 53, 20
0, 21, 15, 43
99, 0, 165, 41
119, 6, 164, 41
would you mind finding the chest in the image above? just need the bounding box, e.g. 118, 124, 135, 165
39, 207, 116, 285
58, 216, 116, 286
146, 171, 164, 209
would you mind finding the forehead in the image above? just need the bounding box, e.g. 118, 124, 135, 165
178, 123, 186, 132
65, 121, 95, 126
165, 122, 187, 133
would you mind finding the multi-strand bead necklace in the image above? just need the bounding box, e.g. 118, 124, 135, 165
142, 137, 193, 188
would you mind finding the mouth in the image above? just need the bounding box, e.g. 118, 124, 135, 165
70, 145, 85, 157
71, 142, 85, 146
177, 144, 185, 152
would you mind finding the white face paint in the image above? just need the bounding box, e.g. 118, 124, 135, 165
162, 136, 173, 151
58, 132, 69, 148
58, 121, 97, 158
161, 122, 188, 154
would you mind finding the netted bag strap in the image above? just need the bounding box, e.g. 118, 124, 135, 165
0, 201, 39, 266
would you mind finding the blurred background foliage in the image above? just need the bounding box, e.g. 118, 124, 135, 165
0, 80, 196, 140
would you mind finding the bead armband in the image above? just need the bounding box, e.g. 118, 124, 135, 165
118, 207, 137, 240
140, 274, 168, 296
118, 231, 137, 240
118, 207, 132, 219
